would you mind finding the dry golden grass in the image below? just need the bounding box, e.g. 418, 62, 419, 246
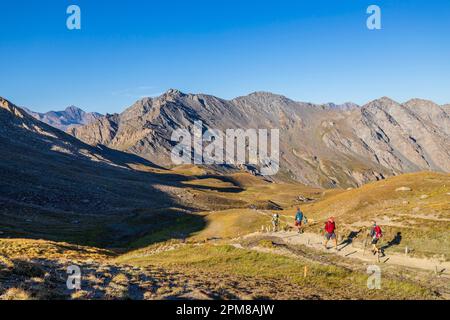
0, 288, 33, 300
111, 273, 129, 285
71, 290, 91, 300
188, 209, 269, 242
183, 172, 322, 212
0, 239, 114, 261
170, 164, 208, 176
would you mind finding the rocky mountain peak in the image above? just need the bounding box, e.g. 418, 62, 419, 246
62, 106, 86, 121
245, 91, 288, 100
163, 88, 185, 99
404, 98, 440, 109
65, 105, 84, 114
233, 92, 295, 108
362, 97, 401, 113
373, 96, 399, 105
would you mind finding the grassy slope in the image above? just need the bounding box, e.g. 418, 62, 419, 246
126, 171, 320, 248
1, 168, 449, 299
124, 171, 450, 260
115, 171, 449, 300
117, 244, 435, 300
298, 172, 450, 259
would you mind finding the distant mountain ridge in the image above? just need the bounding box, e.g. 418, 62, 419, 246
69, 90, 450, 188
323, 102, 360, 111
24, 106, 102, 131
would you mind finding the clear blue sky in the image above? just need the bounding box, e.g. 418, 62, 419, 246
1, 0, 449, 113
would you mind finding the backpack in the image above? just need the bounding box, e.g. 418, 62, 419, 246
375, 225, 382, 238
371, 226, 382, 238
325, 221, 335, 233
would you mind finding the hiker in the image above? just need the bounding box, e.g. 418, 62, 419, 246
323, 217, 338, 250
272, 213, 280, 232
295, 208, 305, 234
370, 221, 383, 256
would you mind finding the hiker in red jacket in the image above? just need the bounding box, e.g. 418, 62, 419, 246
370, 221, 383, 256
323, 217, 338, 250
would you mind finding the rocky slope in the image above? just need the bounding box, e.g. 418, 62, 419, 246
24, 106, 102, 131
70, 90, 450, 188
443, 104, 450, 115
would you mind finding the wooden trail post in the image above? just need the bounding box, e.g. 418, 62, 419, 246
303, 266, 308, 278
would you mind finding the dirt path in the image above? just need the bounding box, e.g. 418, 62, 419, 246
257, 231, 450, 276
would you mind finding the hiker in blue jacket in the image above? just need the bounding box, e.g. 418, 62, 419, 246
295, 208, 306, 234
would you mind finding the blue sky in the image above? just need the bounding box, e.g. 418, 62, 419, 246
1, 0, 449, 113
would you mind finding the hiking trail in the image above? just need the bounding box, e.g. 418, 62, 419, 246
246, 231, 450, 276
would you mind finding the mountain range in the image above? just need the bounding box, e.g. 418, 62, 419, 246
23, 106, 102, 131
64, 89, 450, 188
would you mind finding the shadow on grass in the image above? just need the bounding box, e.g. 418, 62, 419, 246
0, 257, 146, 300
0, 205, 208, 252
0, 257, 244, 300
0, 104, 254, 252
381, 232, 402, 251
338, 230, 362, 250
